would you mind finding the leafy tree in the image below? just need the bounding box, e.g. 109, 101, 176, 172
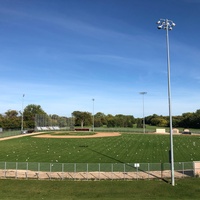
0, 114, 3, 127
194, 110, 200, 128
179, 112, 193, 128
145, 114, 168, 127
150, 117, 168, 127
115, 114, 125, 127
57, 116, 68, 127
49, 114, 69, 127
23, 104, 47, 129
145, 114, 158, 125
187, 110, 200, 129
172, 116, 183, 128
106, 114, 115, 127
5, 110, 18, 118
136, 118, 143, 128
125, 115, 135, 127
94, 112, 107, 127
1, 110, 21, 129
72, 111, 92, 128
114, 114, 134, 127
49, 114, 60, 126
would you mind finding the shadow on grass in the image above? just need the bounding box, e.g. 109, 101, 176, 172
87, 147, 170, 183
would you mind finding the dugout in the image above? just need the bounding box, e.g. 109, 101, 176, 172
182, 129, 191, 135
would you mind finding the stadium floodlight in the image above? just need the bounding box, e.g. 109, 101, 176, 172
172, 22, 176, 27
92, 98, 95, 132
139, 92, 147, 134
156, 18, 175, 186
156, 20, 161, 24
157, 25, 162, 29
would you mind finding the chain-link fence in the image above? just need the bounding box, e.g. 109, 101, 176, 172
0, 161, 198, 180
35, 114, 74, 131
0, 130, 21, 138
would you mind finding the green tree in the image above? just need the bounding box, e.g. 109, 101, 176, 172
57, 116, 68, 127
145, 114, 158, 125
94, 112, 107, 127
194, 110, 200, 128
23, 104, 47, 129
72, 111, 92, 128
179, 112, 193, 128
151, 117, 168, 127
106, 114, 115, 127
124, 115, 135, 127
0, 114, 3, 127
115, 114, 125, 127
172, 116, 183, 127
1, 110, 21, 129
49, 114, 60, 126
114, 114, 134, 127
5, 110, 18, 118
136, 118, 143, 128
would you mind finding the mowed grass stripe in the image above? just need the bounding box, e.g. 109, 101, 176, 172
173, 135, 199, 162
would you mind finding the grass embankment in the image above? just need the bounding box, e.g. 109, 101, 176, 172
0, 178, 199, 200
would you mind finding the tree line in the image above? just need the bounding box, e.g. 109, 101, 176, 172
145, 110, 200, 129
1, 104, 200, 130
72, 111, 135, 128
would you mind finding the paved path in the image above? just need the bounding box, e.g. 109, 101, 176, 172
0, 169, 193, 180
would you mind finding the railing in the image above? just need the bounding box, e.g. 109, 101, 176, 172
0, 162, 197, 180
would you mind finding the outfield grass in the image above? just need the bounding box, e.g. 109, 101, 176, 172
0, 133, 199, 163
0, 178, 200, 199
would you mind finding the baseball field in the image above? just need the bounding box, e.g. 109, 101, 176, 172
0, 131, 199, 199
0, 131, 199, 163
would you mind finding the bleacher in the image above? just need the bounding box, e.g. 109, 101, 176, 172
35, 126, 60, 131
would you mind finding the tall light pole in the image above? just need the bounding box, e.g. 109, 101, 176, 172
139, 92, 147, 133
92, 98, 95, 132
21, 94, 25, 133
157, 19, 175, 186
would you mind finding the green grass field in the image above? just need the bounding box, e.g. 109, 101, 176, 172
0, 132, 199, 163
0, 178, 200, 200
0, 131, 200, 199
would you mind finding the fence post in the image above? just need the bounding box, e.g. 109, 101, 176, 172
87, 163, 88, 180
111, 163, 113, 180
136, 166, 138, 180
62, 163, 64, 180
124, 163, 125, 180
15, 162, 18, 179
98, 163, 100, 180
4, 162, 6, 178
38, 163, 40, 180
74, 163, 76, 180
26, 162, 28, 179
49, 163, 50, 180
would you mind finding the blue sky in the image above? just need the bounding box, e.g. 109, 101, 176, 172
0, 0, 200, 117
